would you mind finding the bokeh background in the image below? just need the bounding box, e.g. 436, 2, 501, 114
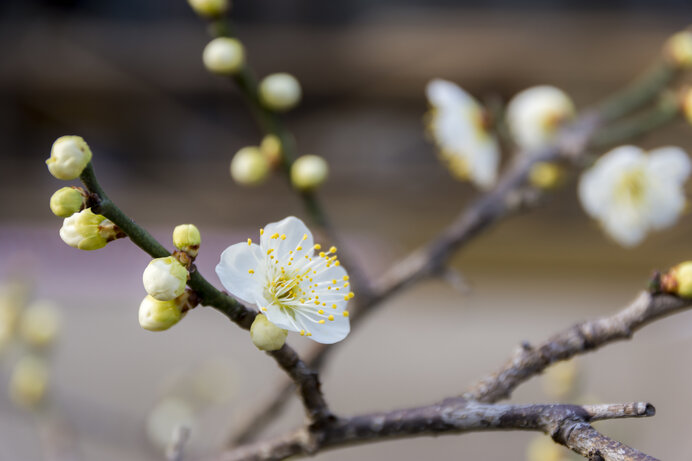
1, 0, 692, 460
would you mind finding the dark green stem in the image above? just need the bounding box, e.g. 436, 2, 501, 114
80, 163, 253, 328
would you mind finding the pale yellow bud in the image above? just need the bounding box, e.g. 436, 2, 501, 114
665, 30, 692, 69
143, 257, 189, 301
59, 208, 112, 250
230, 146, 270, 186
258, 73, 302, 112
19, 300, 61, 348
290, 155, 328, 190
9, 355, 49, 408
260, 134, 283, 166
526, 436, 565, 461
529, 162, 563, 190
49, 186, 84, 218
173, 224, 202, 257
46, 135, 92, 180
138, 295, 185, 331
250, 314, 287, 351
506, 86, 574, 150
0, 284, 24, 352
187, 0, 228, 17
203, 38, 245, 75
664, 261, 692, 298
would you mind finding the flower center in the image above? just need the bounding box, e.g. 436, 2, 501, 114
615, 168, 647, 204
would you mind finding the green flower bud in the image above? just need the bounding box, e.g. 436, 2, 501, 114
49, 186, 84, 218
59, 208, 112, 250
19, 300, 61, 348
230, 146, 270, 186
663, 261, 692, 298
138, 295, 185, 331
665, 30, 692, 69
250, 314, 287, 351
187, 0, 228, 17
203, 37, 245, 75
290, 155, 328, 191
46, 135, 92, 180
173, 224, 202, 257
143, 256, 189, 301
9, 355, 48, 408
258, 73, 302, 112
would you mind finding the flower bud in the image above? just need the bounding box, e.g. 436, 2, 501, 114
664, 30, 692, 69
528, 162, 564, 190
683, 88, 692, 125
49, 186, 84, 218
59, 208, 114, 250
19, 300, 61, 348
173, 224, 202, 258
260, 134, 283, 166
46, 135, 92, 180
258, 73, 302, 112
187, 0, 228, 17
290, 155, 328, 190
143, 256, 189, 301
662, 261, 692, 298
138, 295, 185, 331
203, 37, 244, 75
230, 146, 270, 186
9, 355, 48, 408
506, 86, 574, 150
250, 314, 287, 351
0, 284, 24, 352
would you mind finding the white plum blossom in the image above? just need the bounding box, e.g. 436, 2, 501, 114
506, 85, 575, 150
578, 145, 691, 247
425, 79, 500, 189
215, 216, 352, 344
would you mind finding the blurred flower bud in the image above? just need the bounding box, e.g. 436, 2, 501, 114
146, 397, 196, 452
187, 0, 228, 17
59, 208, 115, 250
506, 86, 574, 150
0, 284, 24, 352
9, 355, 49, 408
683, 88, 692, 125
258, 73, 302, 112
230, 146, 270, 186
260, 134, 283, 166
661, 261, 692, 298
290, 155, 328, 190
664, 30, 692, 69
173, 224, 201, 258
49, 186, 85, 218
250, 314, 287, 351
143, 257, 189, 301
46, 135, 92, 180
526, 435, 565, 461
529, 162, 564, 190
542, 360, 578, 400
19, 300, 61, 348
138, 295, 186, 331
203, 37, 244, 75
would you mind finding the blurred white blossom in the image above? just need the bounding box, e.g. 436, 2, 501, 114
579, 145, 691, 247
425, 79, 500, 189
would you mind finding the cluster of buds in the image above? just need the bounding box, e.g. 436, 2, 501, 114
138, 225, 202, 332
229, 135, 285, 186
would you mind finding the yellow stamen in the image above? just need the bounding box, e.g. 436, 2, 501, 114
280, 234, 286, 240
329, 246, 337, 253
248, 269, 255, 274
318, 320, 325, 324
343, 311, 349, 317
260, 228, 264, 235
247, 238, 252, 245
328, 315, 334, 321
314, 244, 321, 250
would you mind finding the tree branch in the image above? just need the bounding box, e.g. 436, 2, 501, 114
463, 291, 692, 403
209, 400, 656, 461
79, 162, 332, 426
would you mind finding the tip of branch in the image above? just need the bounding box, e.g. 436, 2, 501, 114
639, 402, 656, 417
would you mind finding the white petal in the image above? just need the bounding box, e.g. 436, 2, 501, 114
601, 203, 648, 247
426, 79, 473, 108
261, 216, 314, 261
468, 137, 500, 189
644, 182, 686, 230
297, 310, 350, 344
648, 146, 692, 185
262, 303, 301, 332
215, 243, 265, 305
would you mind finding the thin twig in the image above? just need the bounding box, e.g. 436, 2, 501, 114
463, 291, 692, 403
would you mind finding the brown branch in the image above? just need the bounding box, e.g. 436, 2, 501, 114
209, 400, 656, 461
463, 291, 692, 403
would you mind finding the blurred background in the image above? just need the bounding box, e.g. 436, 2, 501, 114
1, 0, 692, 460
